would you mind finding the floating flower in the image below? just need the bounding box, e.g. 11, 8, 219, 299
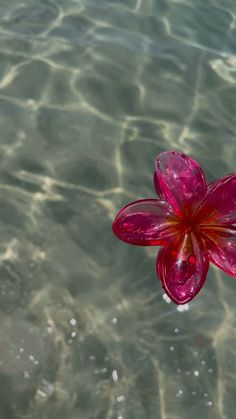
112, 151, 236, 304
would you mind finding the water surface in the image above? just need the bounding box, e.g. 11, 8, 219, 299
0, 0, 236, 418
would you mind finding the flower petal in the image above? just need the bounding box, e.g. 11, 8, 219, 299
155, 151, 207, 217
201, 226, 236, 277
112, 199, 178, 246
195, 174, 236, 224
157, 233, 209, 304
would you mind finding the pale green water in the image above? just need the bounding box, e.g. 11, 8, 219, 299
0, 0, 236, 418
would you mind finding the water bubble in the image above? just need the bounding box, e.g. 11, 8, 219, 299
176, 389, 183, 398
163, 293, 171, 303
70, 318, 77, 326
177, 304, 189, 312
194, 370, 199, 377
112, 370, 118, 382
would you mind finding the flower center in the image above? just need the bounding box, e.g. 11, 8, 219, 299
180, 217, 198, 234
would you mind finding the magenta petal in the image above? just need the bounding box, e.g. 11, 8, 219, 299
157, 233, 209, 304
155, 151, 207, 217
202, 227, 236, 277
196, 174, 236, 224
112, 199, 178, 246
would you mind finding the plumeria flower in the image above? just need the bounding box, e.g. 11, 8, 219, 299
112, 151, 236, 304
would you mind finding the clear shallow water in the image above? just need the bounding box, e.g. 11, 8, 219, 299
0, 0, 236, 418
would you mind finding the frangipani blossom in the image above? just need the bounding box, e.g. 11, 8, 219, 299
112, 151, 236, 304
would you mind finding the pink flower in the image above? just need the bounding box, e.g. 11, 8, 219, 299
112, 151, 236, 304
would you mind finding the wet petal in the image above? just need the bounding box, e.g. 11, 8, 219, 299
207, 178, 219, 191
155, 151, 207, 217
196, 174, 236, 224
201, 226, 236, 276
157, 233, 209, 304
112, 199, 178, 246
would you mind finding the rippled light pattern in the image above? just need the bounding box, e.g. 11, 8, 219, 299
112, 151, 236, 304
